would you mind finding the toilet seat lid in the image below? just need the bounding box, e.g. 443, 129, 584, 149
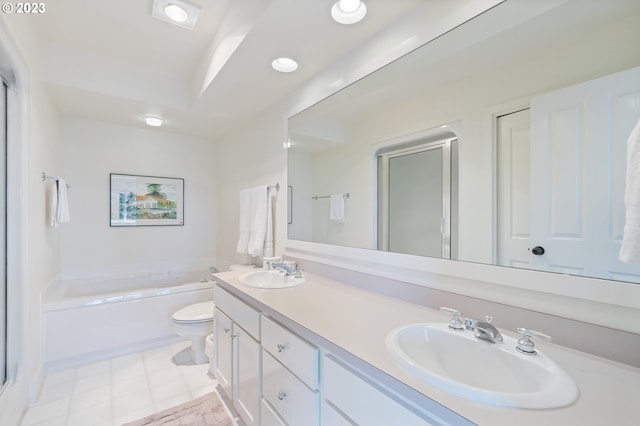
172, 301, 214, 323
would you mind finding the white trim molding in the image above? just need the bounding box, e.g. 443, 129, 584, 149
285, 240, 640, 334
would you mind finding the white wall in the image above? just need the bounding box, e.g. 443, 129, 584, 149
59, 117, 218, 277
217, 105, 287, 266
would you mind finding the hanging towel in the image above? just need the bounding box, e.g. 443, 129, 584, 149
237, 186, 272, 257
248, 186, 268, 257
620, 118, 640, 263
330, 194, 345, 224
236, 188, 253, 254
50, 178, 70, 228
263, 189, 274, 257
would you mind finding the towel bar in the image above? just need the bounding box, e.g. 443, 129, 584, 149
42, 172, 71, 188
312, 193, 349, 200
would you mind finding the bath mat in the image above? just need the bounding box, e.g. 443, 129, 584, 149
122, 392, 233, 426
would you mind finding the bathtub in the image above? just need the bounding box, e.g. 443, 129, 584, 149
43, 270, 214, 369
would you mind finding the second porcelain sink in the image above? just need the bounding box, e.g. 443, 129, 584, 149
238, 270, 305, 289
386, 323, 579, 409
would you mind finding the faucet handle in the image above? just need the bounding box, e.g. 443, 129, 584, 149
439, 307, 464, 330
515, 328, 551, 355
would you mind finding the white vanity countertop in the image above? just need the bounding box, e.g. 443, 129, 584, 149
213, 270, 640, 425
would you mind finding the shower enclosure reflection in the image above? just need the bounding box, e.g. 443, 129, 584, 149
377, 136, 457, 259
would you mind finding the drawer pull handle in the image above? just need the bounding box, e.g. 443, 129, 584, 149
276, 343, 287, 353
224, 328, 231, 334
277, 391, 287, 401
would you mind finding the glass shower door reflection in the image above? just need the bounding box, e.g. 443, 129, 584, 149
378, 139, 453, 258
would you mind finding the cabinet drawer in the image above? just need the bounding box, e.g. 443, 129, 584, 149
261, 399, 286, 426
324, 355, 436, 426
213, 285, 260, 340
263, 350, 319, 426
261, 316, 319, 389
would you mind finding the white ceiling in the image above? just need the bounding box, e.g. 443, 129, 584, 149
34, 0, 435, 140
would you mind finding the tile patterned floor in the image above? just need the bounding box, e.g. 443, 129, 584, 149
20, 340, 235, 426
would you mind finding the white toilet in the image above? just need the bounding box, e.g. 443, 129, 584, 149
172, 301, 215, 364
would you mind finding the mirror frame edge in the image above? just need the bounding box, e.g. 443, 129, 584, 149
283, 240, 640, 334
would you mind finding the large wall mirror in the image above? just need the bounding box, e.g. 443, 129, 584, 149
287, 0, 640, 284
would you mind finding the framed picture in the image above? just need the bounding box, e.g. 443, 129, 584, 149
110, 173, 184, 227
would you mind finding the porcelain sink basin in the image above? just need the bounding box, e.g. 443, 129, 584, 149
386, 323, 578, 409
238, 270, 305, 289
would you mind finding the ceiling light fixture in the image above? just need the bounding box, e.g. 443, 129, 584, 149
144, 116, 164, 127
151, 0, 201, 30
164, 4, 189, 23
331, 0, 367, 24
272, 57, 298, 73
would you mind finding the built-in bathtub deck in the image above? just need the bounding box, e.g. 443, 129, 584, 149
43, 270, 214, 370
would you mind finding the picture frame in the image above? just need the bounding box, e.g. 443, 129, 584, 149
110, 173, 184, 227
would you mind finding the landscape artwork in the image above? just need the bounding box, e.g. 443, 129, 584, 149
110, 174, 184, 226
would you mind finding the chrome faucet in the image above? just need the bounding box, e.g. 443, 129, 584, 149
470, 318, 504, 343
440, 308, 503, 343
271, 262, 303, 278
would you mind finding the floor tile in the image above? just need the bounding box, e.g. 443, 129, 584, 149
112, 405, 156, 426
41, 369, 76, 389
146, 366, 181, 387
112, 375, 149, 399
21, 340, 224, 426
36, 381, 74, 405
153, 392, 192, 413
67, 400, 111, 426
30, 415, 67, 426
21, 398, 70, 425
73, 371, 110, 393
75, 360, 111, 379
112, 389, 153, 419
190, 384, 217, 399
70, 384, 111, 412
183, 369, 215, 391
150, 378, 189, 403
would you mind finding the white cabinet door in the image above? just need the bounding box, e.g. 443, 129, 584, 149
233, 324, 261, 426
214, 308, 233, 397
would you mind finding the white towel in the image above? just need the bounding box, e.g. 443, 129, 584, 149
620, 118, 640, 263
263, 190, 274, 257
50, 178, 70, 228
330, 194, 345, 224
237, 186, 272, 257
236, 188, 253, 254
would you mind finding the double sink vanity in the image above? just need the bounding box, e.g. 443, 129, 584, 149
211, 268, 639, 425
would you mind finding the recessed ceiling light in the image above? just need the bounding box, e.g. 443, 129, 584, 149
152, 0, 201, 30
144, 116, 164, 127
272, 57, 298, 73
164, 4, 189, 23
331, 0, 367, 25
